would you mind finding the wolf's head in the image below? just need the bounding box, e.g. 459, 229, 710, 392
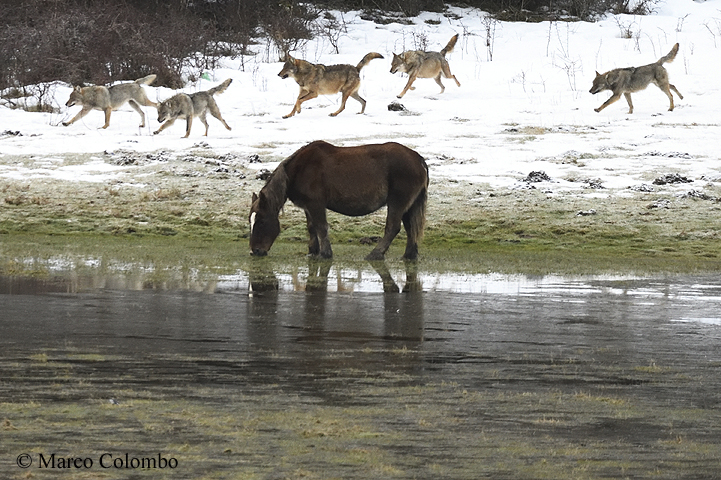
389, 53, 408, 74
65, 86, 84, 107
156, 99, 172, 123
278, 57, 300, 80
589, 71, 610, 94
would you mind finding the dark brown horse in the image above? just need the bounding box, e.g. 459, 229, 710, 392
249, 140, 428, 260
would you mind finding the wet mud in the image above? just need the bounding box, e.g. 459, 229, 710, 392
2, 263, 721, 479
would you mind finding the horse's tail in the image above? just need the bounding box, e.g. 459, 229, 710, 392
406, 164, 428, 242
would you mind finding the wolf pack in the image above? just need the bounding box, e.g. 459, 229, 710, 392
60, 33, 683, 137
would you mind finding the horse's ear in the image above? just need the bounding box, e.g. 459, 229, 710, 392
257, 190, 268, 207
252, 192, 258, 203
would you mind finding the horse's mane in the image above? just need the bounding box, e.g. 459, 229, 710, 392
260, 158, 290, 213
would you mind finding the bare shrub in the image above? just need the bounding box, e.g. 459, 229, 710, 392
261, 1, 319, 60
0, 0, 220, 91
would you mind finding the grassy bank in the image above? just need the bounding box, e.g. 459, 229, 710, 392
2, 157, 721, 276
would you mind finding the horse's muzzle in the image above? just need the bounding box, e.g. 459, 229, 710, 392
251, 248, 268, 257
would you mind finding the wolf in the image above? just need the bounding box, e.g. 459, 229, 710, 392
277, 52, 384, 118
590, 43, 683, 114
63, 74, 157, 129
390, 34, 461, 98
153, 79, 233, 137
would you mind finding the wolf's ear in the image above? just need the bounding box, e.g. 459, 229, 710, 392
293, 58, 301, 66
74, 86, 82, 92
595, 71, 601, 76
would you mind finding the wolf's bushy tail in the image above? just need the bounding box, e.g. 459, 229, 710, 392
356, 52, 384, 71
658, 43, 679, 65
440, 34, 459, 56
134, 74, 157, 85
208, 78, 233, 96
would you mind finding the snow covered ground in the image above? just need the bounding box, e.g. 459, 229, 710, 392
2, 0, 720, 198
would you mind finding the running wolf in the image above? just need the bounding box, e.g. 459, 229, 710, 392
153, 79, 233, 137
63, 74, 157, 129
278, 52, 384, 118
590, 43, 683, 114
390, 34, 461, 98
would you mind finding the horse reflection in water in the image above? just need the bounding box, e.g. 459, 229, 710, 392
247, 259, 424, 343
249, 141, 428, 261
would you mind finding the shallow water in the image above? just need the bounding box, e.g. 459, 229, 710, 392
2, 263, 721, 478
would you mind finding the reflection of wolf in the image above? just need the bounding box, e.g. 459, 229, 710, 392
277, 52, 384, 118
63, 74, 157, 129
390, 34, 461, 98
590, 43, 683, 114
153, 79, 232, 137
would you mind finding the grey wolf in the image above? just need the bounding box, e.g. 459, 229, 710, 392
153, 79, 232, 137
249, 140, 428, 261
390, 34, 461, 98
590, 43, 683, 113
63, 74, 157, 129
277, 52, 384, 118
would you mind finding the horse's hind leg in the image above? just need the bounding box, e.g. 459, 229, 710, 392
401, 215, 418, 260
366, 209, 403, 261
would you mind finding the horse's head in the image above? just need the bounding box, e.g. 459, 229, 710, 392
249, 191, 280, 256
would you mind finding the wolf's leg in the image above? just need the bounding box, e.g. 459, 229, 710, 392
284, 91, 318, 119
62, 107, 91, 126
183, 116, 193, 138
433, 74, 446, 94
138, 91, 157, 108
595, 92, 622, 113
442, 62, 461, 87
623, 92, 634, 114
350, 92, 366, 114
669, 84, 683, 100
330, 91, 351, 116
153, 117, 176, 135
100, 108, 112, 129
397, 76, 417, 98
127, 100, 147, 127
660, 87, 675, 111
198, 112, 209, 136
208, 102, 231, 130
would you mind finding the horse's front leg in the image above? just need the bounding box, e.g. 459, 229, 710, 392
306, 207, 332, 258
305, 210, 320, 256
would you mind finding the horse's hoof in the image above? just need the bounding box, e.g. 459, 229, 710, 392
365, 252, 384, 261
